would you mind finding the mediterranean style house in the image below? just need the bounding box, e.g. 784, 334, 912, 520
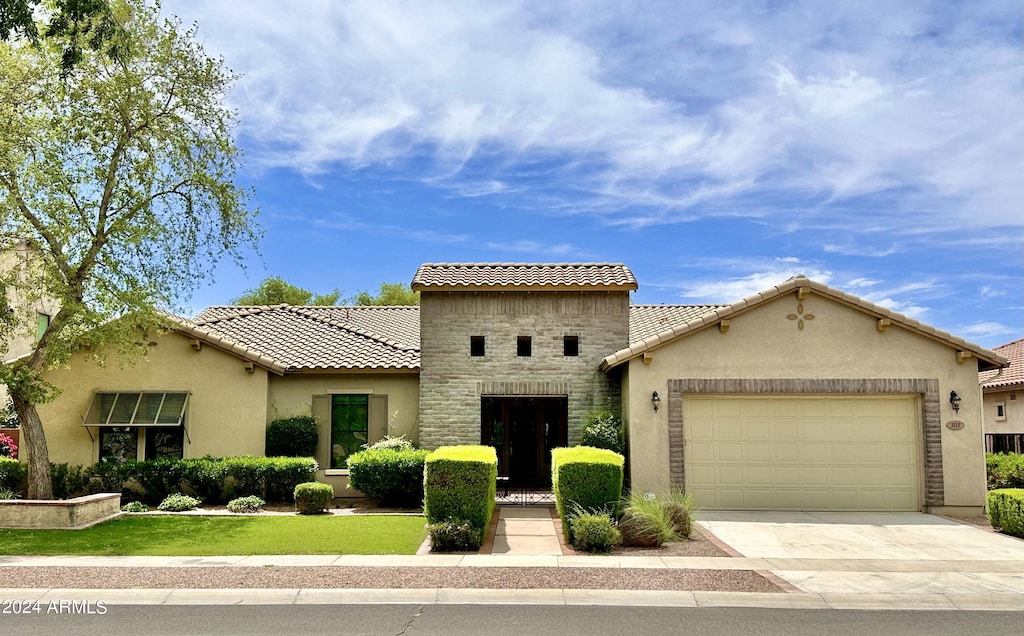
980, 338, 1024, 454
23, 263, 1009, 513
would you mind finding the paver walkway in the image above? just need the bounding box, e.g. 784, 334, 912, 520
488, 506, 563, 556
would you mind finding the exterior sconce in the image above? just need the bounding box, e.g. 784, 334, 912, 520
652, 391, 661, 412
949, 390, 961, 413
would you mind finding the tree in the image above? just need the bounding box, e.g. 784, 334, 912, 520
233, 276, 340, 306
0, 0, 258, 498
351, 282, 419, 306
1, 0, 126, 73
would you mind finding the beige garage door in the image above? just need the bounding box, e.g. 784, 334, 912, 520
684, 395, 920, 511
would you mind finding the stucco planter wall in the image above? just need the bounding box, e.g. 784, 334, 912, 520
0, 493, 121, 529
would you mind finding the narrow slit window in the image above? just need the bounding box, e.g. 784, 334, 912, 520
563, 335, 579, 357
996, 402, 1006, 421
470, 336, 485, 357
517, 335, 532, 357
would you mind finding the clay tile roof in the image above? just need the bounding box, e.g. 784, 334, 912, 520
630, 304, 729, 343
411, 262, 638, 291
184, 305, 420, 372
980, 338, 1024, 390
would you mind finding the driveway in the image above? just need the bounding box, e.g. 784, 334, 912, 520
697, 511, 1024, 596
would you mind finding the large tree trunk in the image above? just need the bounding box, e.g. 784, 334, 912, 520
10, 393, 53, 500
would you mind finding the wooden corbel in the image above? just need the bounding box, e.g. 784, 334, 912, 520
189, 338, 202, 351
796, 287, 810, 300
876, 318, 891, 332
719, 319, 731, 333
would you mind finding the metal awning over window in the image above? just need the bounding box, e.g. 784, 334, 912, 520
83, 392, 189, 427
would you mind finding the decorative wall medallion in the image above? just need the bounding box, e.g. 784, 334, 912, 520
787, 302, 815, 331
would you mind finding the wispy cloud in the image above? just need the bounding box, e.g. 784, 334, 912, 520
957, 321, 1017, 340
166, 0, 1023, 234
482, 240, 588, 258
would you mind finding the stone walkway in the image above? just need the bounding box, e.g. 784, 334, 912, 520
487, 506, 564, 556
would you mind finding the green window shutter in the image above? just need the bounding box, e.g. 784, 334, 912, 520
369, 395, 388, 446
312, 395, 330, 469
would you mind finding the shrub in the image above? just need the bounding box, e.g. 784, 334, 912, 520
0, 457, 27, 495
0, 487, 17, 500
552, 446, 624, 541
50, 463, 95, 499
121, 501, 149, 513
364, 435, 415, 451
0, 431, 17, 459
580, 409, 624, 455
618, 491, 680, 547
227, 495, 266, 514
347, 448, 429, 507
265, 416, 319, 458
294, 482, 334, 514
569, 507, 621, 553
423, 445, 498, 535
158, 493, 201, 512
987, 488, 1024, 538
427, 520, 484, 552
986, 453, 1024, 490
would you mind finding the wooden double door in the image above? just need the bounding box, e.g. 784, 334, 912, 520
481, 396, 568, 487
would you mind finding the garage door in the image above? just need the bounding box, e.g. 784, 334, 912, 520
684, 395, 920, 511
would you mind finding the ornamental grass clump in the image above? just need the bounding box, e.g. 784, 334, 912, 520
294, 482, 334, 515
618, 491, 679, 547
227, 495, 265, 514
158, 493, 201, 512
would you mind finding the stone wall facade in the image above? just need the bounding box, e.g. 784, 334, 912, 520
418, 290, 629, 449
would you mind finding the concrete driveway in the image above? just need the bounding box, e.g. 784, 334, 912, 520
697, 512, 1024, 596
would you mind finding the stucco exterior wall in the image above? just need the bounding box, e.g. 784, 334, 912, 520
418, 290, 628, 449
981, 388, 1023, 435
267, 373, 420, 442
36, 332, 269, 466
268, 373, 419, 497
622, 291, 987, 509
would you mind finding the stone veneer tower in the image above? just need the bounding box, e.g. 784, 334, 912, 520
412, 263, 636, 466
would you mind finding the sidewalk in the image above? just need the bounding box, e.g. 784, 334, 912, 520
1, 508, 1022, 611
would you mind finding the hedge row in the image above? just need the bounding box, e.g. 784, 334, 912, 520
552, 446, 624, 542
346, 447, 430, 507
424, 445, 497, 551
986, 453, 1024, 490
986, 489, 1024, 538
5, 456, 316, 504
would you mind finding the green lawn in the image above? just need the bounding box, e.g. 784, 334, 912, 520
0, 515, 428, 556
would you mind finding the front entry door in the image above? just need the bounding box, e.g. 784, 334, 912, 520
481, 396, 568, 487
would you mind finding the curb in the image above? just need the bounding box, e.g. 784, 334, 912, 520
1, 588, 1022, 611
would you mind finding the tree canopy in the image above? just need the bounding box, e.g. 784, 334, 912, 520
1, 0, 126, 73
233, 277, 340, 306
351, 282, 419, 306
0, 0, 259, 498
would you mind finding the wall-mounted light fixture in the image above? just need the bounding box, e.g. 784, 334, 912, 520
652, 391, 661, 412
949, 390, 961, 413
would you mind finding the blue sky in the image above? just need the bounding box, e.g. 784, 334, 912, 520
162, 0, 1022, 349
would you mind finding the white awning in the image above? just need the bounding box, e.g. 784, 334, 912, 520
82, 392, 189, 427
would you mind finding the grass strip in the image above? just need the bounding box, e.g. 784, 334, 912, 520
0, 515, 428, 556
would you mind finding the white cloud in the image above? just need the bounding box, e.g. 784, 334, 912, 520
163, 0, 1024, 234
483, 240, 586, 257
678, 266, 833, 303
957, 321, 1016, 340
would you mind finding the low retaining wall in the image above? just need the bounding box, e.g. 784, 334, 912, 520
0, 493, 122, 529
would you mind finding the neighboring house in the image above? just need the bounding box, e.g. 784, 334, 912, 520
0, 240, 62, 409
979, 338, 1023, 454
26, 263, 1008, 514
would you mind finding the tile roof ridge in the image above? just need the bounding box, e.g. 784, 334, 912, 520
193, 304, 287, 325
157, 310, 286, 374
285, 306, 419, 352
419, 262, 627, 267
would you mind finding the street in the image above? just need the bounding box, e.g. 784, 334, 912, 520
2, 604, 1021, 635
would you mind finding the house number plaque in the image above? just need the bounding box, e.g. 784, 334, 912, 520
945, 420, 965, 431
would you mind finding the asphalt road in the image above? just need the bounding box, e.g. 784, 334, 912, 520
2, 604, 1021, 635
